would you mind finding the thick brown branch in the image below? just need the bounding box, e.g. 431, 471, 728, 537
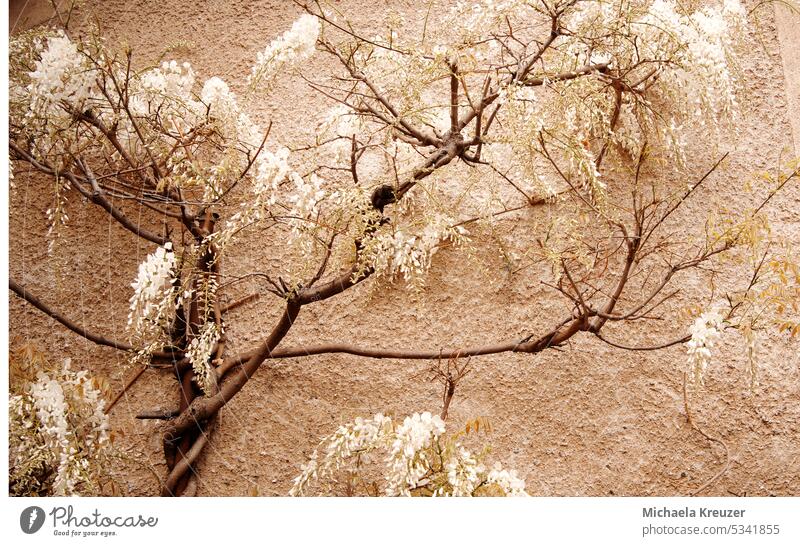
162, 417, 216, 497
219, 314, 591, 365
70, 162, 169, 245
9, 278, 179, 361
10, 142, 169, 245
163, 300, 301, 440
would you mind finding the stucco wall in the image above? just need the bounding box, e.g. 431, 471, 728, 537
8, 0, 800, 496
775, 4, 800, 154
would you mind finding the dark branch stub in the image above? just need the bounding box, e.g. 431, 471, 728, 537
370, 184, 396, 212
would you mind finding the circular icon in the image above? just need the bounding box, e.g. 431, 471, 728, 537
20, 506, 46, 534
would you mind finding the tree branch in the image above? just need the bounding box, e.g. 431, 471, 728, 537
163, 300, 301, 440
9, 278, 179, 361
10, 142, 170, 245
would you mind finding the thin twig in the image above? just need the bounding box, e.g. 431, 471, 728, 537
136, 409, 180, 420
220, 293, 261, 314
106, 364, 147, 413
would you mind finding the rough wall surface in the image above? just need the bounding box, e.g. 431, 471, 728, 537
8, 0, 800, 496
776, 4, 800, 154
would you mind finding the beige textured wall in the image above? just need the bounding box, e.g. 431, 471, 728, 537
775, 4, 800, 154
8, 0, 800, 496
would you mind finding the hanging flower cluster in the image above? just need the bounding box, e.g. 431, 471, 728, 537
249, 13, 320, 88
290, 411, 527, 497
27, 32, 95, 120
186, 322, 222, 395
287, 173, 326, 226
208, 146, 294, 250
686, 307, 725, 385
360, 214, 470, 282
127, 243, 180, 341
9, 358, 110, 496
384, 411, 448, 495
290, 413, 393, 496
200, 76, 263, 149
640, 0, 747, 127
131, 60, 196, 116
485, 463, 528, 496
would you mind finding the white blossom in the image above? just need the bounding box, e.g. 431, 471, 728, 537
201, 76, 238, 129
445, 445, 484, 496
254, 147, 291, 206
385, 412, 446, 495
365, 214, 469, 281
249, 14, 320, 88
641, 0, 746, 126
289, 413, 392, 496
138, 60, 195, 100
320, 105, 359, 139
287, 173, 326, 226
30, 371, 72, 494
128, 243, 179, 340
317, 105, 360, 162
200, 76, 263, 148
209, 146, 295, 249
486, 463, 528, 496
290, 411, 528, 497
128, 60, 200, 126
11, 359, 110, 496
186, 322, 221, 395
27, 32, 95, 117
686, 307, 725, 385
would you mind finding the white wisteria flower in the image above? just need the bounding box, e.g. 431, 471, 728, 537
289, 412, 392, 496
209, 146, 294, 250
444, 445, 483, 496
385, 411, 446, 495
127, 243, 179, 340
10, 358, 110, 496
129, 60, 199, 123
200, 76, 263, 149
286, 172, 327, 254
249, 13, 320, 88
290, 411, 527, 497
186, 322, 222, 395
486, 463, 528, 497
686, 307, 725, 385
364, 214, 470, 281
27, 32, 95, 118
